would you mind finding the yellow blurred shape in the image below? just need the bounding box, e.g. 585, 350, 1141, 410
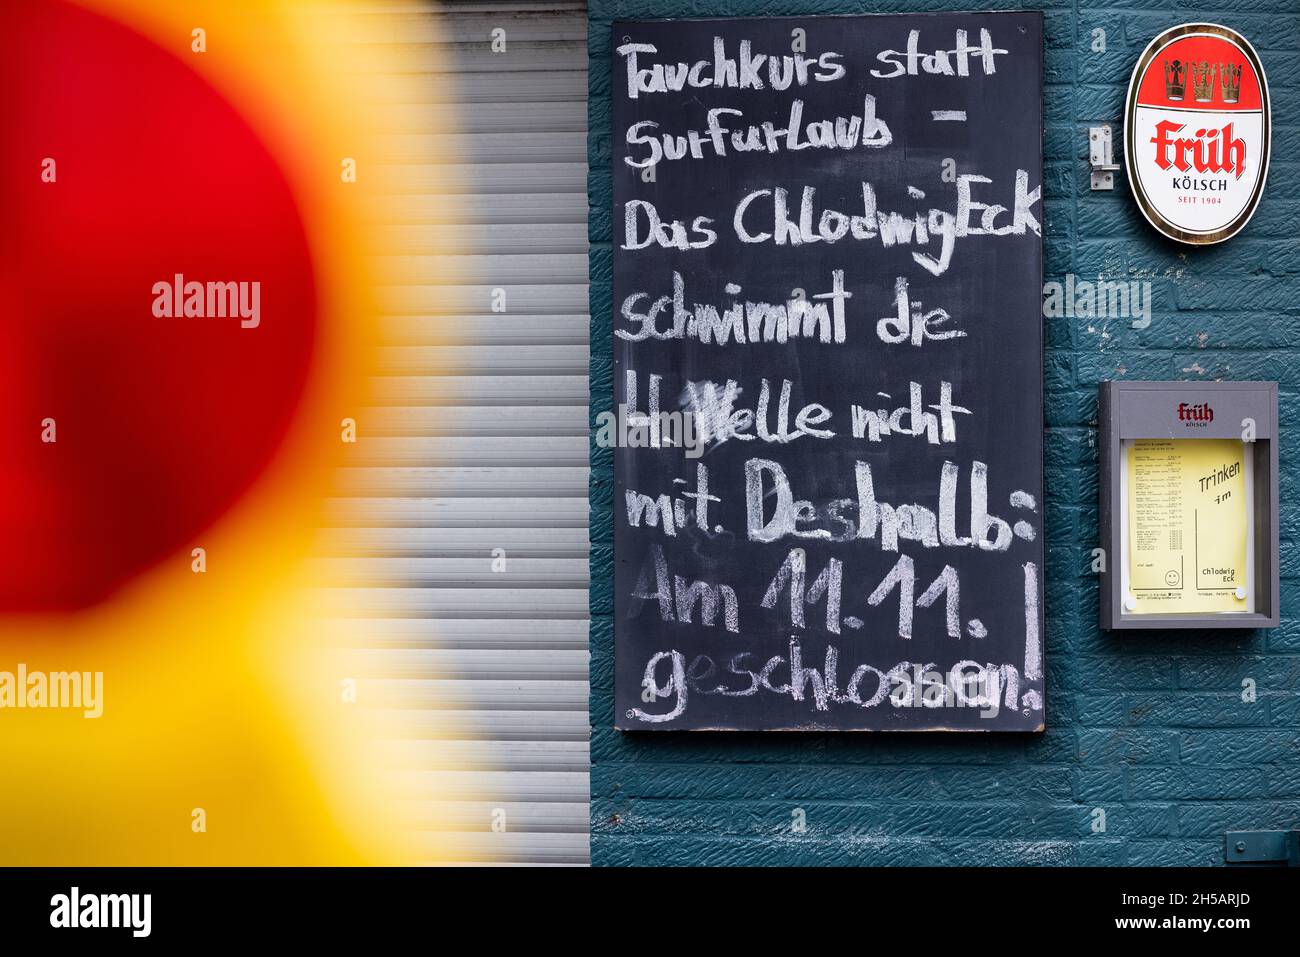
0, 0, 460, 865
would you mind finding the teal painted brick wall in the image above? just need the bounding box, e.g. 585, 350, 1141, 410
587, 0, 1300, 866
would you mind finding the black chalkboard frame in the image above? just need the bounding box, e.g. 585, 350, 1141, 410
609, 11, 1047, 733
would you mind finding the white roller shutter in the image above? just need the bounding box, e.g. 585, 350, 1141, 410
326, 0, 590, 866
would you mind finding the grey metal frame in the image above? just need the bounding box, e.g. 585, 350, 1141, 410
1099, 380, 1279, 630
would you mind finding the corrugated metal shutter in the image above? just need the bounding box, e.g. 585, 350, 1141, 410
326, 0, 590, 865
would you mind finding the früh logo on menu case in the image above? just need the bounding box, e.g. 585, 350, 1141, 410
1125, 23, 1270, 244
1177, 401, 1214, 426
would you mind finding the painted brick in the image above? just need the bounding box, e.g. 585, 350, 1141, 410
1179, 729, 1300, 766
1176, 802, 1300, 838
1125, 840, 1222, 866
588, 0, 1300, 867
1077, 728, 1179, 765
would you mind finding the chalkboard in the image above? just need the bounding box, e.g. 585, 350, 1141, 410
609, 12, 1045, 731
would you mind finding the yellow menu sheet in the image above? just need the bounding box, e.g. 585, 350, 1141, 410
1126, 438, 1250, 615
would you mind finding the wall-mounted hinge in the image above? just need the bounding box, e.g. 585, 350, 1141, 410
1225, 830, 1300, 866
1089, 125, 1122, 190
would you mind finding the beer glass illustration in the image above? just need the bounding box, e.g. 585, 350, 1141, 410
1220, 62, 1243, 103
1164, 59, 1186, 100
1191, 61, 1217, 103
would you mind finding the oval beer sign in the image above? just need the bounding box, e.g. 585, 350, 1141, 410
1125, 23, 1270, 244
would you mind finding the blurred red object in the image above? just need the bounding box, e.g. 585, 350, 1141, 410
0, 1, 316, 611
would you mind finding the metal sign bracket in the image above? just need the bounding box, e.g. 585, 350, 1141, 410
1225, 830, 1300, 865
1089, 124, 1121, 190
